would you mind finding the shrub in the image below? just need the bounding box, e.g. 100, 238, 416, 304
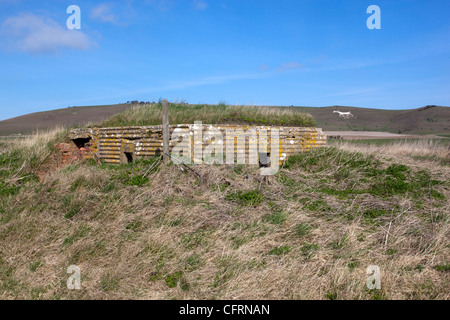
295, 224, 312, 237
301, 243, 320, 258
435, 264, 450, 272
128, 175, 149, 187
226, 190, 265, 207
264, 211, 288, 225
64, 201, 82, 219
165, 271, 183, 288
269, 246, 291, 256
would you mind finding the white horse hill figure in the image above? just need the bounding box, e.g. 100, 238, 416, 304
333, 110, 354, 119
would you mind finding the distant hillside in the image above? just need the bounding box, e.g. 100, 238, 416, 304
0, 103, 448, 136
297, 105, 450, 135
0, 104, 134, 136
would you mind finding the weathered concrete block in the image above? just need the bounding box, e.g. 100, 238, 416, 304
68, 124, 327, 165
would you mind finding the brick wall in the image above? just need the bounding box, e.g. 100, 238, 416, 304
56, 142, 93, 165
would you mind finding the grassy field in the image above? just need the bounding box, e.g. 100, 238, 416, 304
0, 128, 448, 300
331, 138, 450, 148
96, 102, 317, 128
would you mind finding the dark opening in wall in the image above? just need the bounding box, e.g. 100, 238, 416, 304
72, 138, 91, 149
125, 152, 133, 163
259, 153, 271, 168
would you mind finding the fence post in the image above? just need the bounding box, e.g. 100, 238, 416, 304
162, 99, 169, 162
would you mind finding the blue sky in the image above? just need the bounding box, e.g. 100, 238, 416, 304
0, 0, 449, 120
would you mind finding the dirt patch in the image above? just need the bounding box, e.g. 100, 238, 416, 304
325, 131, 443, 140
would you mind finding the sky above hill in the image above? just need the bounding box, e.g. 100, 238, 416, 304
0, 0, 449, 120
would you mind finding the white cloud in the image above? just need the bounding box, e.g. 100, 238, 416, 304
91, 3, 118, 23
276, 62, 304, 72
0, 13, 96, 54
193, 0, 208, 10
144, 0, 174, 11
143, 0, 206, 11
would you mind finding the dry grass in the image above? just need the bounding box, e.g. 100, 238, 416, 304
0, 128, 66, 155
0, 133, 449, 300
96, 102, 316, 128
0, 127, 67, 193
336, 139, 450, 161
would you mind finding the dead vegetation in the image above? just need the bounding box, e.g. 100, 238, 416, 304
336, 139, 449, 159
96, 102, 317, 128
0, 130, 449, 300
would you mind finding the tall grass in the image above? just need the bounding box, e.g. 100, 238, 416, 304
96, 102, 317, 128
333, 139, 450, 164
0, 127, 67, 197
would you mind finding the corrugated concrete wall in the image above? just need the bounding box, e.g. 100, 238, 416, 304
69, 124, 327, 165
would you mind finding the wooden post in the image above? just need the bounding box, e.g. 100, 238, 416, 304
162, 99, 169, 162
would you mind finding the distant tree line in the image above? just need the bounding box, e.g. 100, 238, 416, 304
126, 101, 155, 105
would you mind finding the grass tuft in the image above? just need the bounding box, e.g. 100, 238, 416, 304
96, 102, 316, 128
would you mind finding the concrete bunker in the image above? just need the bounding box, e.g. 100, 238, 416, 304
259, 152, 271, 168
68, 125, 327, 165
124, 152, 134, 164
72, 138, 92, 149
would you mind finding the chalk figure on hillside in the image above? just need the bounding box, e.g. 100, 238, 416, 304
333, 110, 354, 119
